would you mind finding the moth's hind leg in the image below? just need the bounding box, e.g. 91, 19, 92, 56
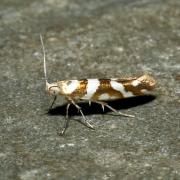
94, 101, 135, 118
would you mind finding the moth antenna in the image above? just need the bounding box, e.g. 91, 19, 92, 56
40, 34, 48, 84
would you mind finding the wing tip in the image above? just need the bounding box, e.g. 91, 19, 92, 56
137, 74, 156, 90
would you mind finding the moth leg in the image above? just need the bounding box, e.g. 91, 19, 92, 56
49, 96, 57, 110
59, 103, 71, 135
101, 103, 105, 112
94, 101, 135, 118
61, 117, 70, 136
70, 99, 94, 129
89, 101, 91, 106
66, 103, 71, 118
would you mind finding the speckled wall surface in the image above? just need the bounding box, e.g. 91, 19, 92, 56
0, 0, 179, 179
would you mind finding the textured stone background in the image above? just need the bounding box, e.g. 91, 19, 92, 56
0, 0, 179, 179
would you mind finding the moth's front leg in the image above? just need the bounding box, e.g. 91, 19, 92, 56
60, 97, 94, 135
60, 100, 71, 135
49, 96, 57, 111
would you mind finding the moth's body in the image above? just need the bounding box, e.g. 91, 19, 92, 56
47, 74, 156, 102
40, 35, 156, 135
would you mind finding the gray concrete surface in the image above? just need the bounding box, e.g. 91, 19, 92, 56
0, 0, 180, 179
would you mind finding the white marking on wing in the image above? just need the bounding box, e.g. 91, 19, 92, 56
98, 93, 119, 100
98, 93, 110, 100
132, 80, 140, 87
81, 79, 100, 100
110, 80, 134, 97
64, 80, 80, 94
141, 89, 149, 93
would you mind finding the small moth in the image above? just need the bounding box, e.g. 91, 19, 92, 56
40, 35, 156, 135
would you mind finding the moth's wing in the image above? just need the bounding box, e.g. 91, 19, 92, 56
103, 77, 138, 83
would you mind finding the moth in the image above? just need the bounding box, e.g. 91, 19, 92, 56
40, 35, 156, 135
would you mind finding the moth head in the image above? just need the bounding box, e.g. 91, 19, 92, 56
46, 82, 60, 96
